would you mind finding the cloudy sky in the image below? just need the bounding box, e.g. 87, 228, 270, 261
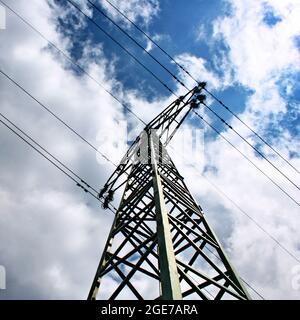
0, 0, 300, 299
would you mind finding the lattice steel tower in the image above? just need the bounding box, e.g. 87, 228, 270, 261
88, 83, 250, 300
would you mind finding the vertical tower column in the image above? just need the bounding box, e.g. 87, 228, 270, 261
149, 131, 182, 300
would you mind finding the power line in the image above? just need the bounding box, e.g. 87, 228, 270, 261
46, 0, 300, 297
0, 118, 97, 199
69, 0, 299, 196
82, 0, 300, 273
2, 3, 295, 267
0, 113, 118, 214
197, 168, 300, 264
0, 68, 117, 168
0, 85, 267, 300
167, 143, 300, 266
102, 0, 299, 176
76, 0, 300, 202
2, 0, 297, 297
102, 0, 194, 80
73, 0, 300, 215
193, 110, 300, 208
204, 246, 265, 299
86, 0, 189, 90
0, 0, 146, 126
240, 278, 265, 300
66, 0, 176, 97
0, 111, 96, 194
201, 102, 300, 191
203, 87, 300, 176
6, 0, 299, 219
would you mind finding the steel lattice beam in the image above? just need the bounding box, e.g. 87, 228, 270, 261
88, 84, 250, 300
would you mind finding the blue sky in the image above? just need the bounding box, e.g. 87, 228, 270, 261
0, 0, 300, 299
56, 0, 300, 141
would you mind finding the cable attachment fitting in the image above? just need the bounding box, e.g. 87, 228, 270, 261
175, 96, 184, 106
116, 164, 125, 173
190, 91, 206, 108
190, 99, 200, 109
99, 184, 115, 209
193, 87, 201, 95
196, 94, 206, 104
198, 81, 207, 89
193, 82, 206, 94
102, 190, 114, 209
99, 185, 108, 198
76, 183, 88, 193
107, 190, 114, 202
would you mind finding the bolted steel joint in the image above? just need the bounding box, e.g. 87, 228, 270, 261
198, 81, 207, 89
197, 94, 206, 104
190, 99, 200, 109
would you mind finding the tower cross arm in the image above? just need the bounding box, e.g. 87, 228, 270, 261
146, 82, 206, 146
98, 82, 207, 208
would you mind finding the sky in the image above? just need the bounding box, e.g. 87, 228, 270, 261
0, 0, 300, 299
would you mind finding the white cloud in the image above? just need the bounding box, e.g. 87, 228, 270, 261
119, 0, 300, 300
1, 0, 300, 300
0, 0, 128, 299
195, 23, 206, 42
174, 53, 221, 93
213, 0, 300, 112
145, 33, 166, 52
184, 0, 300, 299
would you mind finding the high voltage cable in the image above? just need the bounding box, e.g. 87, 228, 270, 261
0, 118, 97, 203
240, 278, 265, 300
81, 0, 300, 230
86, 0, 189, 90
203, 245, 265, 299
4, 0, 299, 262
0, 0, 298, 268
2, 0, 297, 298
6, 0, 297, 209
193, 110, 300, 208
102, 0, 299, 176
195, 167, 300, 264
3, 0, 298, 268
168, 145, 300, 265
69, 0, 299, 196
201, 102, 300, 191
2, 115, 223, 299
66, 0, 176, 97
73, 0, 298, 190
0, 69, 117, 168
0, 111, 99, 193
0, 0, 146, 126
0, 116, 118, 215
202, 88, 300, 175
101, 0, 193, 78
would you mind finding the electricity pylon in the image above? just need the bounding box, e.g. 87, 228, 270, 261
88, 83, 250, 300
